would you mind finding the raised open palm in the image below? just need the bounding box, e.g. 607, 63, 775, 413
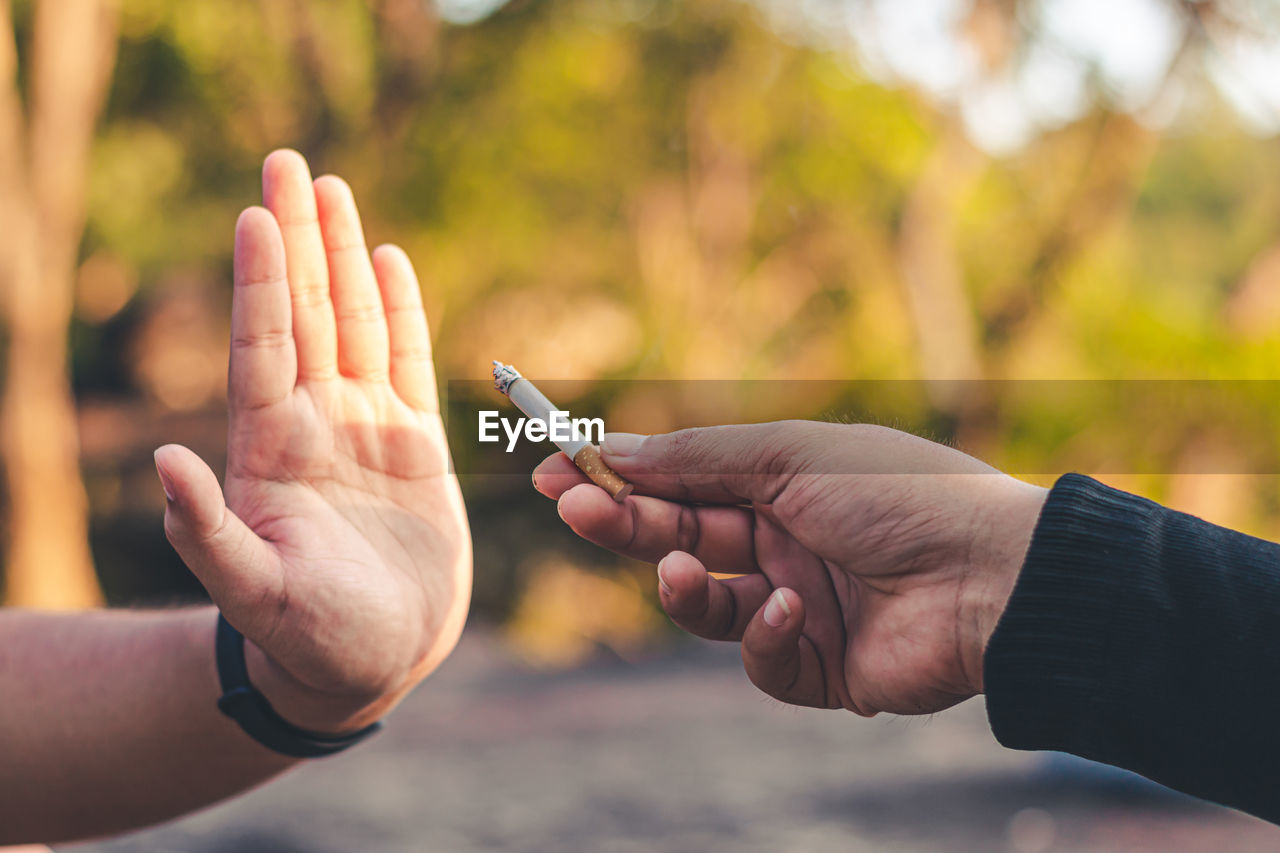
155, 150, 470, 733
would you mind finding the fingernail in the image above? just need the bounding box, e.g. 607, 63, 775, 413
602, 432, 646, 457
657, 557, 674, 596
531, 469, 540, 491
556, 498, 567, 522
763, 590, 791, 627
153, 451, 176, 503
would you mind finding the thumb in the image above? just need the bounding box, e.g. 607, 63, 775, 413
154, 444, 282, 630
599, 421, 827, 504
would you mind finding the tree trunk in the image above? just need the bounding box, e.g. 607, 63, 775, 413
0, 0, 119, 608
896, 125, 986, 411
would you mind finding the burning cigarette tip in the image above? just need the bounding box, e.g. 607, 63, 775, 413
492, 360, 522, 396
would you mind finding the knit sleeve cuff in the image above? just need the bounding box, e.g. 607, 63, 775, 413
983, 473, 1163, 753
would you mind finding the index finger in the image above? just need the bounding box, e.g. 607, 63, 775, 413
598, 422, 822, 505
229, 207, 295, 410
599, 421, 992, 505
551, 479, 760, 575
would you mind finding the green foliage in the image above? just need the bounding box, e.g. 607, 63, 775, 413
74, 0, 1280, 609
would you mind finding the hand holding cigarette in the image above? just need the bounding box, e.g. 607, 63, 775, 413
532, 421, 1046, 717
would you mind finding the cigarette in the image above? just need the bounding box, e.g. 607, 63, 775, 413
492, 361, 633, 502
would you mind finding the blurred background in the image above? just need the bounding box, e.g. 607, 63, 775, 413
4, 0, 1280, 849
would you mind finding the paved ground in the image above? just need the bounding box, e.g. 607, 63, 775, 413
63, 630, 1280, 853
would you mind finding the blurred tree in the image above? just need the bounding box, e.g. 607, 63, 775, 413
0, 0, 118, 607
2, 0, 1279, 628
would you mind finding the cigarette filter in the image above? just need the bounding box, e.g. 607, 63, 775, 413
492, 361, 633, 502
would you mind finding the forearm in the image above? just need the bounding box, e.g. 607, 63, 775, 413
985, 474, 1280, 823
0, 607, 296, 843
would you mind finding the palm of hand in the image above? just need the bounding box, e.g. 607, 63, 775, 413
157, 151, 469, 723
225, 381, 467, 696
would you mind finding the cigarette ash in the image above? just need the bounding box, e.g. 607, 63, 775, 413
492, 360, 522, 396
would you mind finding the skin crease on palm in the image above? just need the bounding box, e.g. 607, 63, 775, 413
154, 149, 471, 734
531, 422, 1049, 718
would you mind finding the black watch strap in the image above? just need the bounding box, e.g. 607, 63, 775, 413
214, 613, 382, 758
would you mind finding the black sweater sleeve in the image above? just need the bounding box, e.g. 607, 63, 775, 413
984, 473, 1280, 823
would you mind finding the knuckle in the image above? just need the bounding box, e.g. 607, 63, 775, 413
299, 364, 340, 381
621, 499, 642, 553
336, 301, 385, 325
385, 301, 425, 318
773, 472, 829, 526
762, 420, 823, 467
291, 281, 331, 310
237, 272, 287, 289
663, 428, 707, 470
232, 329, 292, 350
194, 507, 235, 547
391, 342, 433, 363
712, 588, 738, 638
326, 239, 367, 258
276, 211, 320, 229
674, 504, 702, 555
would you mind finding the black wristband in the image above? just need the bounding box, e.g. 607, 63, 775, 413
214, 613, 382, 758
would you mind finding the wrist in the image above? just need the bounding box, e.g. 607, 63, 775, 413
242, 638, 394, 736
961, 476, 1048, 694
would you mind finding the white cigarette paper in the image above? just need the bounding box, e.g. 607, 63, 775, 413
492, 361, 633, 501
